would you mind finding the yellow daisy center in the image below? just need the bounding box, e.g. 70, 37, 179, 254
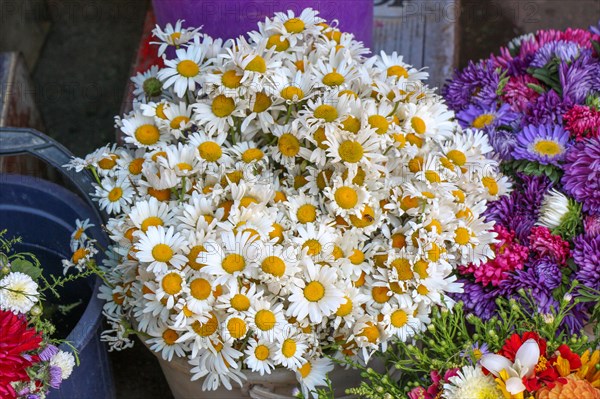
189, 278, 212, 300
411, 116, 426, 134
447, 149, 467, 166
302, 239, 322, 256
278, 133, 300, 157
481, 176, 499, 196
336, 297, 353, 317
153, 244, 173, 263
408, 156, 424, 172
161, 272, 182, 295
212, 95, 235, 117
141, 216, 163, 232
284, 18, 305, 33
241, 148, 264, 163
176, 60, 199, 77
72, 248, 88, 263
348, 249, 365, 265
231, 294, 250, 311
391, 233, 406, 249
313, 127, 329, 149
387, 65, 408, 79
532, 140, 563, 156
314, 104, 338, 122
227, 317, 247, 339
198, 141, 222, 162
192, 312, 218, 337
255, 309, 276, 331
472, 113, 495, 129
341, 116, 361, 133
269, 223, 284, 243
177, 162, 193, 171
281, 86, 304, 101
372, 286, 390, 303
368, 115, 389, 134
266, 34, 290, 51
334, 186, 359, 209
221, 69, 243, 88
413, 260, 429, 278
322, 71, 345, 86
297, 204, 317, 223
281, 339, 297, 358
162, 329, 179, 345
304, 281, 325, 302
128, 158, 144, 175
390, 309, 408, 328
252, 92, 272, 113
187, 245, 206, 270
135, 124, 160, 145
454, 227, 471, 245
391, 258, 414, 280
261, 256, 286, 277
222, 254, 245, 274
170, 115, 190, 129
360, 323, 380, 343
169, 32, 181, 42
254, 345, 270, 361
108, 187, 123, 202
338, 140, 364, 163
98, 154, 118, 170
425, 170, 441, 183
349, 205, 375, 228
299, 362, 312, 378
245, 55, 266, 73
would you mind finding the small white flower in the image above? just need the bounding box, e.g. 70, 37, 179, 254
0, 272, 39, 313
538, 189, 570, 229
50, 350, 76, 380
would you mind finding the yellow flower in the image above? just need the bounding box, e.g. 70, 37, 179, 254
495, 370, 525, 399
578, 349, 600, 387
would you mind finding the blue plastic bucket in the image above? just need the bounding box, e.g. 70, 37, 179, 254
0, 128, 115, 399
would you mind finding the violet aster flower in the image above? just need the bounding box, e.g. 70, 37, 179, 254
530, 257, 562, 290
442, 60, 500, 110
573, 233, 600, 291
512, 124, 570, 165
530, 40, 583, 68
523, 89, 571, 126
591, 20, 600, 36
487, 128, 517, 161
562, 138, 600, 213
560, 54, 600, 105
49, 365, 64, 389
499, 268, 558, 314
452, 279, 498, 320
39, 344, 59, 362
457, 103, 519, 132
584, 214, 600, 237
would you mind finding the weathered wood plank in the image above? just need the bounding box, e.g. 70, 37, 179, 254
373, 0, 460, 90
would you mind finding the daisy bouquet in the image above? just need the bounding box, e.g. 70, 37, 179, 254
65, 8, 507, 396
0, 231, 83, 399
345, 293, 600, 399
443, 24, 600, 333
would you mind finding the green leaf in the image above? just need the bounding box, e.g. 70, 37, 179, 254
592, 40, 600, 57
11, 258, 43, 280
527, 83, 546, 95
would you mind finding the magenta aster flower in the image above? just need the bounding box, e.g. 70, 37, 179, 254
562, 138, 600, 213
528, 226, 570, 265
584, 214, 600, 237
563, 104, 600, 141
512, 124, 570, 165
501, 75, 541, 113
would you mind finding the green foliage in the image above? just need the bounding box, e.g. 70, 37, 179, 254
500, 159, 563, 183
552, 198, 584, 240
527, 58, 562, 95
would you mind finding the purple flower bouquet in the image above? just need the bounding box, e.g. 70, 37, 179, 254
443, 24, 600, 332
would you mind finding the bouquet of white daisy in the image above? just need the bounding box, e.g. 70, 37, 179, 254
65, 8, 508, 397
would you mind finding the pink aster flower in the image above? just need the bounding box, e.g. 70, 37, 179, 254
502, 75, 541, 113
563, 105, 600, 141
460, 225, 529, 287
529, 226, 571, 265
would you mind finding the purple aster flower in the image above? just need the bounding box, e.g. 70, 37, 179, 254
560, 53, 600, 104
39, 344, 59, 361
573, 233, 600, 291
487, 128, 518, 161
499, 268, 558, 313
531, 40, 584, 68
457, 103, 519, 132
442, 60, 500, 110
484, 174, 552, 243
452, 279, 498, 320
512, 124, 570, 165
523, 89, 571, 126
49, 365, 64, 389
530, 257, 562, 290
591, 20, 600, 36
562, 137, 600, 213
584, 214, 600, 237
462, 342, 490, 364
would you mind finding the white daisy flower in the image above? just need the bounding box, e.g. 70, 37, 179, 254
135, 226, 188, 273
146, 323, 187, 361
272, 327, 308, 369
244, 339, 275, 375
121, 111, 170, 149
295, 357, 334, 399
151, 19, 202, 56
131, 65, 162, 100
287, 261, 344, 323
70, 218, 94, 251
158, 44, 208, 97
200, 231, 260, 285
94, 177, 134, 215
0, 272, 39, 313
